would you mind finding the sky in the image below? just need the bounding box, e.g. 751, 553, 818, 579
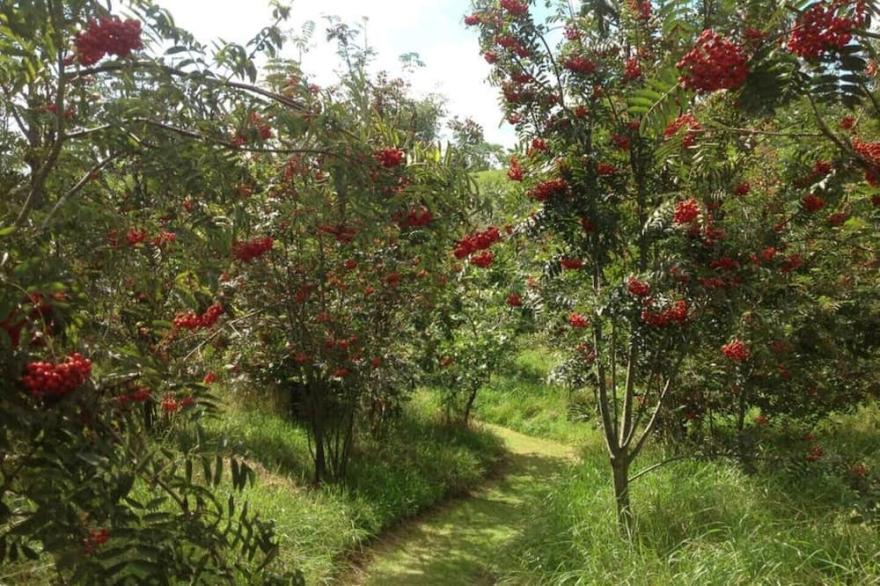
153, 0, 516, 147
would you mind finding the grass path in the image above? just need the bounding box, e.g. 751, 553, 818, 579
341, 423, 577, 585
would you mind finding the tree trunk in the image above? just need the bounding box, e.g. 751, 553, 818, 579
462, 386, 478, 426
611, 456, 633, 536
313, 424, 326, 486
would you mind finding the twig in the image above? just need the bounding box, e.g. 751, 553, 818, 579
629, 455, 689, 483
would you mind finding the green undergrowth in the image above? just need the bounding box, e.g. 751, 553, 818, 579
203, 391, 504, 582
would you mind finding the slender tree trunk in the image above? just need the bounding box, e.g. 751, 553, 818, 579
611, 455, 633, 535
313, 423, 326, 486
462, 386, 478, 426
735, 384, 748, 465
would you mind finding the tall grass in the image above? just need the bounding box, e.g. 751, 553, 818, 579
472, 342, 880, 584
500, 439, 880, 584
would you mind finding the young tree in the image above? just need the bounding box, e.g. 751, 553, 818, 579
467, 0, 879, 532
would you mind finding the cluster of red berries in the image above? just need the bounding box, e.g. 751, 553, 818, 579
126, 228, 148, 246
627, 277, 651, 297
332, 367, 351, 379
623, 57, 642, 81
507, 293, 524, 307
74, 17, 143, 66
398, 206, 434, 229
787, 2, 854, 60
203, 372, 218, 384
318, 224, 358, 244
464, 13, 482, 26
730, 182, 750, 197
528, 178, 568, 202
568, 312, 590, 328
375, 148, 405, 168
233, 237, 274, 263
115, 386, 152, 408
529, 138, 548, 154
560, 258, 584, 271
677, 30, 748, 93
495, 34, 530, 58
806, 444, 824, 462
43, 103, 76, 119
454, 226, 501, 259
510, 70, 532, 84
721, 339, 750, 362
83, 528, 110, 555
780, 253, 804, 274
596, 162, 618, 176
152, 231, 176, 247
470, 250, 495, 268
508, 157, 524, 181
710, 257, 741, 272
611, 134, 631, 151
798, 160, 835, 188
828, 211, 850, 226
628, 0, 652, 21
232, 113, 273, 146
853, 138, 880, 185
641, 300, 688, 327
564, 56, 597, 75
664, 113, 702, 147
173, 303, 224, 330
673, 198, 701, 224
250, 112, 273, 140
802, 194, 827, 213
162, 396, 180, 413
575, 341, 597, 363
22, 353, 92, 398
500, 0, 529, 17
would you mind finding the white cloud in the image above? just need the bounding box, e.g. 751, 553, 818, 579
154, 0, 513, 146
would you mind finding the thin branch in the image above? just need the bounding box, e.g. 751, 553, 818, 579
706, 121, 823, 139
67, 61, 305, 111
15, 51, 67, 227
38, 152, 123, 232
629, 349, 687, 456
629, 456, 689, 483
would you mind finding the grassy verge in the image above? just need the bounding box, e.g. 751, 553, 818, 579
204, 391, 504, 582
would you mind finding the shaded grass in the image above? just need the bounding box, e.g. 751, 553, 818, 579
204, 392, 504, 583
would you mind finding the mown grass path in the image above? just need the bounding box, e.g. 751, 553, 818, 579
342, 424, 577, 585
